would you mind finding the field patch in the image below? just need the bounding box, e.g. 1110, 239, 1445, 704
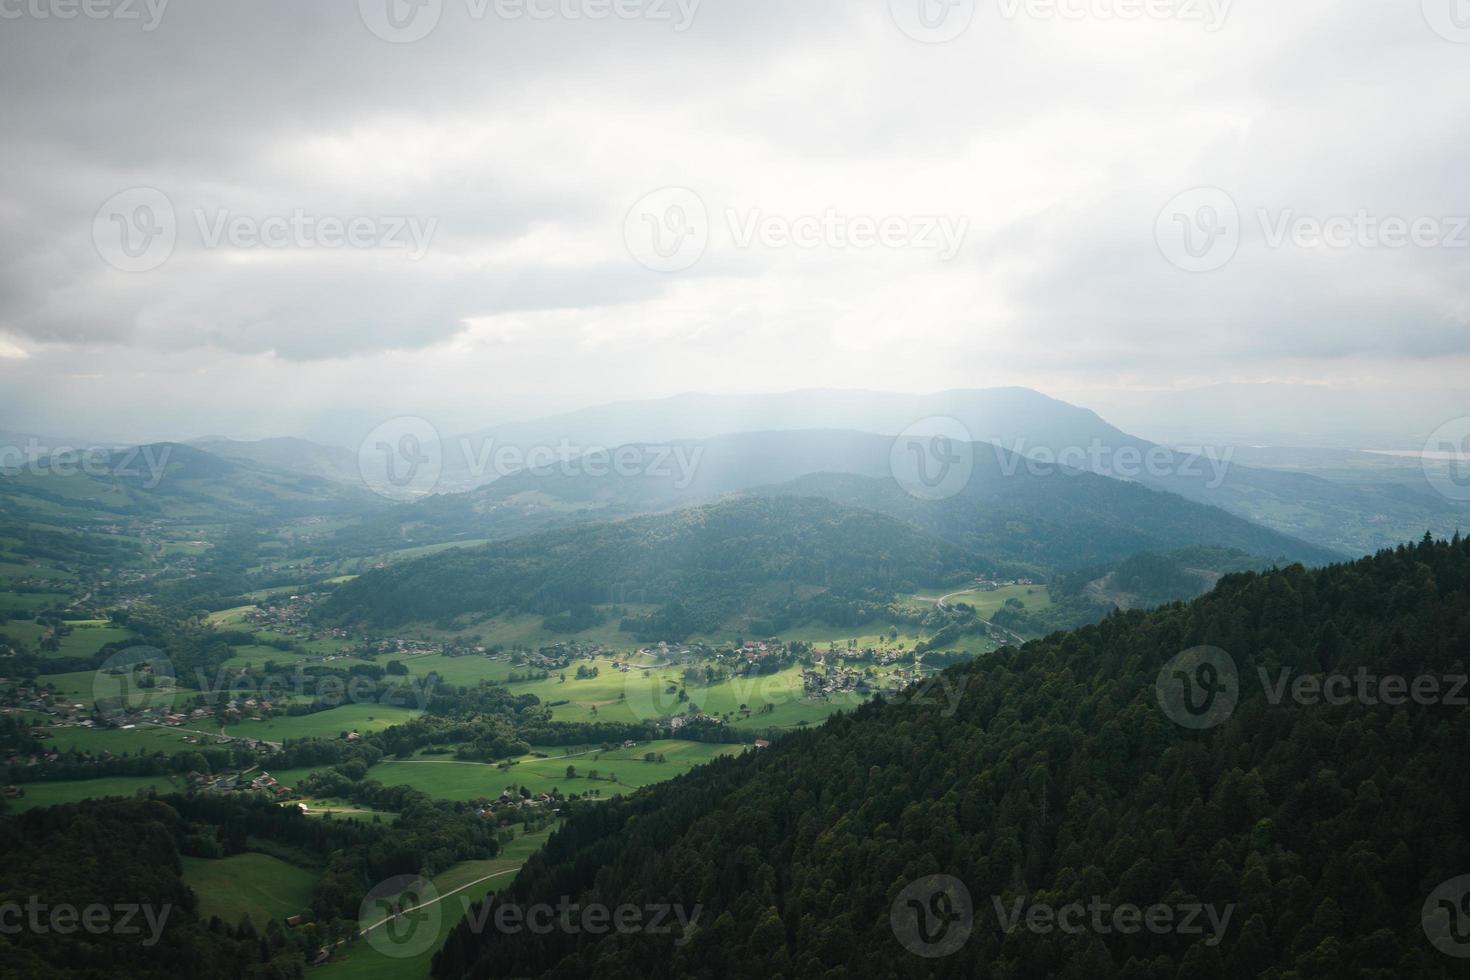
5, 774, 185, 813
182, 852, 317, 928
223, 703, 422, 743
313, 824, 558, 980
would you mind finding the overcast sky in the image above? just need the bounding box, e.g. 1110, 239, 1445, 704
1, 0, 1467, 446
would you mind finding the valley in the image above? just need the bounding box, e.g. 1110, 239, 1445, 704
2, 388, 1466, 978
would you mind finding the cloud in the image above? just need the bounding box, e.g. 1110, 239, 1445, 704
0, 0, 1467, 439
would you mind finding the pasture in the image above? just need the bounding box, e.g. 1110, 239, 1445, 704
5, 774, 186, 813
182, 852, 317, 928
222, 703, 423, 743
53, 621, 137, 659
314, 823, 559, 980
368, 738, 739, 800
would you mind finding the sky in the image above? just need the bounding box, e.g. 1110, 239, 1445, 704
0, 0, 1467, 447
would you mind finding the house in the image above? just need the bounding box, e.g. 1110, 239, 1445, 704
753, 739, 770, 749
286, 915, 304, 928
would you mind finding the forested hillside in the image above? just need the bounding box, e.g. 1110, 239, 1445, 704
433, 535, 1470, 979
319, 495, 981, 632
0, 800, 304, 979
760, 470, 1338, 572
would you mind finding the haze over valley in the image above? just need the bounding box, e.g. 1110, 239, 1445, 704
4, 3, 1470, 977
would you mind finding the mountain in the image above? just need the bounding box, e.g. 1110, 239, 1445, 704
318, 495, 979, 635
0, 442, 383, 526
323, 428, 1339, 567
436, 387, 1137, 489
318, 440, 1337, 638
434, 387, 1467, 555
189, 436, 361, 485
432, 534, 1470, 980
1125, 448, 1465, 558
757, 466, 1339, 572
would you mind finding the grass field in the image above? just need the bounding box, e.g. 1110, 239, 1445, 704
386, 650, 910, 731
223, 704, 422, 743
1, 619, 48, 649
0, 560, 73, 583
260, 739, 743, 810
315, 823, 559, 980
32, 669, 107, 700
6, 774, 185, 813
367, 739, 742, 800
907, 583, 1052, 619
182, 852, 317, 928
53, 621, 136, 659
511, 659, 881, 730
35, 722, 218, 757
0, 591, 68, 613
206, 605, 255, 626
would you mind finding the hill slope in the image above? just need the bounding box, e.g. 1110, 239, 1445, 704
0, 442, 382, 524
760, 468, 1339, 572
324, 429, 1340, 570
318, 495, 979, 634
433, 535, 1470, 979
432, 387, 1467, 554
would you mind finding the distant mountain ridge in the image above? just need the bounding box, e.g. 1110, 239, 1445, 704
314, 427, 1343, 573
24, 386, 1459, 558
183, 386, 1460, 555
318, 494, 980, 635
318, 439, 1337, 636
189, 436, 361, 485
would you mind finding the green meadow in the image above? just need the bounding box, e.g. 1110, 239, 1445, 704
6, 774, 186, 813
314, 823, 559, 980
182, 852, 317, 928
0, 591, 68, 613
222, 704, 422, 743
52, 621, 137, 659
366, 739, 742, 800
35, 722, 215, 757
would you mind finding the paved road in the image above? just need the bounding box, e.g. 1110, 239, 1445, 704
137, 720, 282, 749
918, 589, 1027, 645
354, 867, 520, 942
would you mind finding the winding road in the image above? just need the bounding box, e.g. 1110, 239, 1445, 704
340, 867, 521, 949
918, 588, 1028, 645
